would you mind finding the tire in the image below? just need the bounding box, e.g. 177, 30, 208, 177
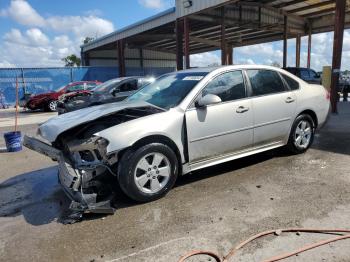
46, 100, 57, 112
286, 114, 315, 154
117, 143, 179, 202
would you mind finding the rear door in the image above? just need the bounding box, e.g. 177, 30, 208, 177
246, 69, 297, 147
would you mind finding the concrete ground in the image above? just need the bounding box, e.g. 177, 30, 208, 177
0, 103, 350, 262
0, 107, 56, 128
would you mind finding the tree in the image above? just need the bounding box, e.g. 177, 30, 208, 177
61, 54, 81, 67
83, 37, 94, 44
271, 61, 281, 68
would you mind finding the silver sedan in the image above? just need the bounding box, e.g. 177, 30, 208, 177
24, 65, 330, 212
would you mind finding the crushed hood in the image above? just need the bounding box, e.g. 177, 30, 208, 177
39, 100, 156, 142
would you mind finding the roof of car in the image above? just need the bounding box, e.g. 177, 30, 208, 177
177, 64, 284, 74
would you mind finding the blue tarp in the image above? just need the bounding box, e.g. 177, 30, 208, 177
0, 66, 174, 103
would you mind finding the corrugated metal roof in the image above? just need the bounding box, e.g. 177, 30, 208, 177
82, 0, 350, 55
81, 7, 176, 52
176, 0, 232, 17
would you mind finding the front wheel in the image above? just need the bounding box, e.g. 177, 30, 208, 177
46, 100, 57, 112
286, 114, 315, 154
117, 143, 179, 202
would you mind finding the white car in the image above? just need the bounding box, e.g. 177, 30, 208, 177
24, 65, 330, 213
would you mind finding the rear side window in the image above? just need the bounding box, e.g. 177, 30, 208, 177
246, 70, 286, 96
282, 74, 299, 90
202, 70, 246, 102
309, 69, 318, 79
300, 69, 310, 80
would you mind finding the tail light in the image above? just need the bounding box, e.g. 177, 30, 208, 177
326, 90, 330, 100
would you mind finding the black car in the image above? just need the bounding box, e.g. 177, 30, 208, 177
283, 67, 321, 84
57, 76, 154, 114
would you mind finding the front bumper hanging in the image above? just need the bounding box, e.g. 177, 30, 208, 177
23, 135, 116, 215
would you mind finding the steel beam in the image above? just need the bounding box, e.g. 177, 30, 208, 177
189, 36, 222, 48
184, 17, 190, 69
330, 0, 346, 113
221, 7, 227, 66
296, 34, 301, 67
175, 18, 184, 70
228, 46, 233, 65
283, 15, 288, 68
303, 8, 336, 18
307, 24, 312, 68
139, 48, 144, 71
117, 40, 125, 77
289, 1, 334, 14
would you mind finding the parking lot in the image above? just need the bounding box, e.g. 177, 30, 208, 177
0, 103, 349, 262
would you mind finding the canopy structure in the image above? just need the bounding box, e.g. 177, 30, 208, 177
81, 0, 350, 112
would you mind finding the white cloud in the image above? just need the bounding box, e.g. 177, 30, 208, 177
3, 28, 27, 45
83, 9, 103, 17
190, 52, 221, 67
0, 60, 16, 68
0, 0, 45, 27
47, 15, 114, 40
0, 0, 115, 67
26, 28, 50, 46
138, 0, 171, 9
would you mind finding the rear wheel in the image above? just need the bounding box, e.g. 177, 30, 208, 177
117, 143, 179, 202
286, 114, 315, 154
46, 100, 57, 112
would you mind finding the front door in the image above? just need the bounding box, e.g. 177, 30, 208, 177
185, 70, 254, 163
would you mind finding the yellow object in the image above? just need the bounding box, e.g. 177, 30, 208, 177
322, 66, 332, 91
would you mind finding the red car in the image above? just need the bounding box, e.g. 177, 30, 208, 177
24, 81, 101, 111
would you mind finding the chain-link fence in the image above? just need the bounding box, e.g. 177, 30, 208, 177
0, 66, 174, 104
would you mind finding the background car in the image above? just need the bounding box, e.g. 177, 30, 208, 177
283, 67, 321, 84
24, 80, 101, 112
25, 65, 330, 210
57, 76, 154, 114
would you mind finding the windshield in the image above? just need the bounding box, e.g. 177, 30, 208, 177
127, 72, 207, 109
92, 79, 122, 92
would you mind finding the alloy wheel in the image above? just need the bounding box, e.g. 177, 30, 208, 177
134, 152, 171, 194
49, 100, 57, 111
294, 120, 312, 149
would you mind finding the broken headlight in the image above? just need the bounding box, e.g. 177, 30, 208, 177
66, 136, 110, 167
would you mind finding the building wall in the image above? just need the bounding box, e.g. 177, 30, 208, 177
87, 48, 176, 69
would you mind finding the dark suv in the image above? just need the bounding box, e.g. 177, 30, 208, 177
283, 67, 321, 84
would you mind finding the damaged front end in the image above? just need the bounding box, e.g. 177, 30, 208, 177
24, 135, 118, 216
57, 135, 118, 214
23, 105, 165, 220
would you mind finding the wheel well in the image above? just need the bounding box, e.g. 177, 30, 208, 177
299, 110, 318, 128
120, 135, 183, 173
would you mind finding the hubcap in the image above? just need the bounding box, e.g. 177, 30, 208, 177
294, 120, 312, 149
134, 152, 171, 194
49, 101, 57, 111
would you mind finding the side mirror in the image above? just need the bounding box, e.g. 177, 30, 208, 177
195, 94, 222, 108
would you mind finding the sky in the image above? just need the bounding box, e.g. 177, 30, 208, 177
0, 0, 349, 71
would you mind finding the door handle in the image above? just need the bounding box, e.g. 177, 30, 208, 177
236, 106, 249, 113
285, 97, 295, 103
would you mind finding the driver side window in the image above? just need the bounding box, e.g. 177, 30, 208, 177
202, 70, 246, 102
120, 80, 138, 92
67, 84, 84, 92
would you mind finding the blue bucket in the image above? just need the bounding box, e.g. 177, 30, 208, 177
4, 131, 22, 152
